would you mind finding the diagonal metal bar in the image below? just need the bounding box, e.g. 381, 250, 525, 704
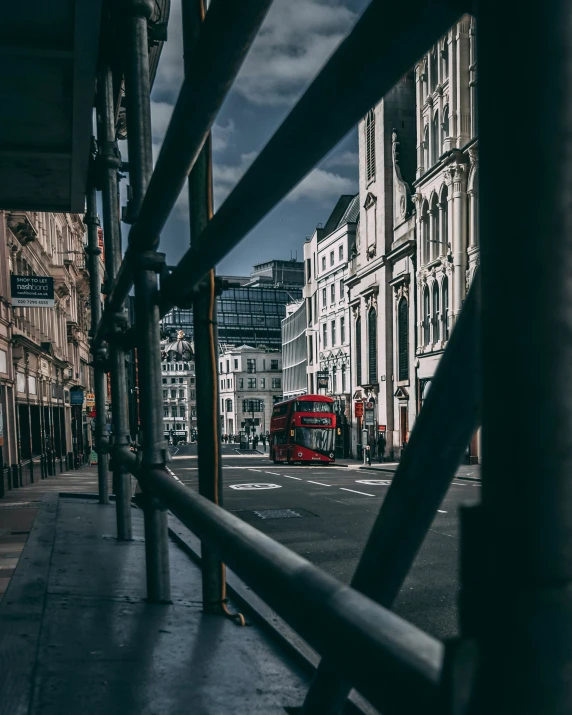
93, 0, 274, 346
302, 271, 481, 714
160, 0, 467, 311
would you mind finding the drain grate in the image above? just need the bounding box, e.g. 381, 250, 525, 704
253, 509, 302, 520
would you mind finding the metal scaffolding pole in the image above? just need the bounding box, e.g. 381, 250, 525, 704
470, 0, 572, 711
182, 0, 225, 614
85, 185, 109, 505
97, 65, 133, 540
124, 0, 170, 603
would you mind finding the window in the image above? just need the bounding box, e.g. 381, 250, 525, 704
162, 378, 166, 384
219, 362, 223, 373
322, 323, 327, 348
272, 378, 281, 389
430, 193, 439, 261
322, 287, 327, 306
340, 316, 345, 344
430, 48, 438, 93
179, 378, 183, 384
332, 366, 337, 393
164, 408, 168, 417
191, 390, 196, 399
331, 320, 336, 346
339, 245, 343, 261
190, 377, 195, 385
234, 359, 238, 369
163, 390, 167, 399
226, 399, 233, 412
239, 378, 243, 388
431, 111, 439, 166
433, 282, 440, 342
330, 250, 334, 266
421, 200, 430, 264
339, 278, 344, 299
368, 308, 377, 384
366, 110, 375, 182
179, 390, 184, 398
308, 335, 313, 365
171, 378, 176, 384
227, 379, 231, 389
220, 379, 224, 390
356, 316, 362, 386
180, 406, 185, 417
341, 364, 346, 392
243, 399, 263, 412
322, 256, 326, 271
260, 378, 265, 388
398, 299, 409, 381
271, 359, 279, 370
423, 287, 431, 345
306, 258, 311, 283
171, 389, 176, 398
28, 376, 36, 395
443, 277, 449, 341
330, 284, 335, 304
248, 377, 256, 388
226, 360, 229, 373
171, 406, 177, 417
442, 105, 449, 142
440, 185, 449, 253
247, 358, 256, 373
423, 124, 429, 173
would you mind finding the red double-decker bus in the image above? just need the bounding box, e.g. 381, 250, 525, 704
270, 395, 336, 464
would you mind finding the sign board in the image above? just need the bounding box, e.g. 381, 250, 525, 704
11, 275, 54, 307
86, 392, 95, 405
90, 450, 98, 465
354, 402, 364, 417
378, 424, 386, 432
70, 389, 84, 405
364, 408, 375, 426
317, 371, 329, 389
365, 401, 374, 409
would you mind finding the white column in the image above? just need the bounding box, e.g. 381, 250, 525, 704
456, 18, 471, 146
415, 66, 424, 177
451, 165, 468, 319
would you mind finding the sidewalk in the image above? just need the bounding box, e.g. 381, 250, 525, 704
0, 464, 112, 601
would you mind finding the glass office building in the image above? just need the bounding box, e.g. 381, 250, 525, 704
161, 261, 304, 350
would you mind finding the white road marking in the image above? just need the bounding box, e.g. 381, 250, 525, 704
282, 475, 302, 481
356, 479, 391, 486
173, 447, 179, 456
340, 487, 375, 497
248, 469, 264, 473
265, 472, 281, 476
307, 480, 332, 487
229, 483, 282, 490
437, 509, 447, 513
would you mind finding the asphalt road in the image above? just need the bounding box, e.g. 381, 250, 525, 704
169, 442, 481, 641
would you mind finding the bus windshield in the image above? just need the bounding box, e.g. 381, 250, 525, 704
295, 401, 332, 413
294, 427, 335, 455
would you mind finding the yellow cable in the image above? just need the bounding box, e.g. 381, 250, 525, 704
205, 148, 245, 627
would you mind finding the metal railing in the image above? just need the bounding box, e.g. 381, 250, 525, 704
85, 0, 572, 713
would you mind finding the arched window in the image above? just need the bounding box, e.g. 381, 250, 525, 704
430, 193, 439, 261
423, 124, 429, 172
423, 287, 430, 345
368, 308, 377, 384
442, 105, 450, 141
398, 299, 409, 381
366, 110, 375, 183
430, 49, 438, 93
421, 200, 430, 264
442, 277, 449, 340
440, 184, 449, 254
431, 111, 439, 165
432, 282, 440, 342
441, 41, 448, 81
356, 316, 362, 385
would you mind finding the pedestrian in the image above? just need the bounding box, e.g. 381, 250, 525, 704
253, 434, 259, 450
377, 431, 386, 463
261, 434, 266, 450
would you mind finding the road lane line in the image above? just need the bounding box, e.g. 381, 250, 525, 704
265, 472, 281, 476
438, 510, 447, 513
282, 475, 302, 480
340, 487, 375, 497
248, 469, 264, 472
307, 480, 332, 487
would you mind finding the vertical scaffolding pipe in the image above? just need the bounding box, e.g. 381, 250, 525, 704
474, 0, 572, 712
124, 0, 170, 602
85, 186, 109, 505
182, 0, 225, 613
97, 65, 133, 540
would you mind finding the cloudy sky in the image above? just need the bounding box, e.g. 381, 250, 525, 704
118, 0, 370, 277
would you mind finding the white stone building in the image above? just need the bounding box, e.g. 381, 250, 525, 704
219, 345, 282, 438
413, 15, 479, 462
347, 16, 479, 462
303, 195, 357, 401
160, 332, 196, 444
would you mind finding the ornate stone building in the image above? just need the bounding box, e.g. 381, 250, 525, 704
0, 210, 97, 495
413, 15, 479, 461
